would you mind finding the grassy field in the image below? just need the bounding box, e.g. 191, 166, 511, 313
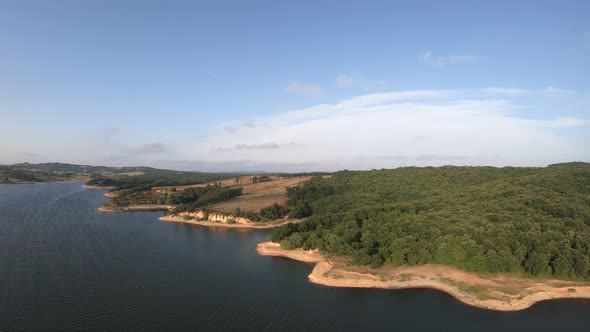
208, 176, 318, 212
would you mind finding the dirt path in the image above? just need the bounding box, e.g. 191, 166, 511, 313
256, 242, 590, 311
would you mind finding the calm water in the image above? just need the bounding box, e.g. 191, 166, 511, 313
1, 182, 590, 331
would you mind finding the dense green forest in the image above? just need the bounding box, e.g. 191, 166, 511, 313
86, 169, 236, 191
272, 163, 590, 280
228, 203, 292, 222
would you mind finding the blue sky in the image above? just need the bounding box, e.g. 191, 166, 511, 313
1, 1, 589, 171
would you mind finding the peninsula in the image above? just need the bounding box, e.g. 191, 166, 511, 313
259, 163, 590, 311
89, 169, 329, 229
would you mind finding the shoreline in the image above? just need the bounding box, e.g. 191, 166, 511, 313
1, 179, 89, 185
159, 215, 302, 229
98, 205, 171, 213
256, 241, 590, 312
83, 184, 116, 190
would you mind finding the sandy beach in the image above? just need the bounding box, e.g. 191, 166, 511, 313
256, 241, 590, 311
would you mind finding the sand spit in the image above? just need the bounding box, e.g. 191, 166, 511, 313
256, 242, 590, 312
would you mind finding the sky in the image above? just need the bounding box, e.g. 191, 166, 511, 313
1, 0, 589, 172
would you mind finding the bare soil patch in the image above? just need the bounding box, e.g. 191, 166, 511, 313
209, 176, 324, 213
159, 215, 302, 229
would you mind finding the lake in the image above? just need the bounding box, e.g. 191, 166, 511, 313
1, 181, 589, 331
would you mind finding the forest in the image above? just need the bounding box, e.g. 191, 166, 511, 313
271, 163, 590, 280
0, 163, 96, 183
86, 169, 235, 191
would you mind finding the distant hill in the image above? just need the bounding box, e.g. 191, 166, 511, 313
0, 162, 234, 185
0, 163, 91, 183
548, 161, 590, 167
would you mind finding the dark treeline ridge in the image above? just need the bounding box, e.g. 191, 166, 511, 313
274, 172, 332, 178
272, 163, 590, 280
87, 170, 236, 192
171, 184, 243, 213
0, 162, 99, 183
0, 165, 56, 183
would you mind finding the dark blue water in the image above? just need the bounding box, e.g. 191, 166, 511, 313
1, 182, 590, 331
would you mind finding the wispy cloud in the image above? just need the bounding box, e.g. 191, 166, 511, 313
336, 74, 354, 87
335, 72, 384, 90
122, 141, 168, 155
285, 82, 325, 97
236, 142, 281, 150
223, 125, 238, 133
544, 86, 575, 94
184, 87, 588, 170
524, 117, 586, 128
420, 51, 480, 66
482, 87, 530, 95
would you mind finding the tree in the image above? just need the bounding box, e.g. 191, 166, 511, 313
524, 252, 550, 276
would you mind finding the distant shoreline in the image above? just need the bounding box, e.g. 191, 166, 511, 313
98, 205, 172, 213
82, 184, 115, 190
159, 215, 302, 229
0, 179, 89, 185
256, 241, 590, 312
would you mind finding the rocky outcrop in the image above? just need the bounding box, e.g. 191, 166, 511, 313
175, 210, 253, 224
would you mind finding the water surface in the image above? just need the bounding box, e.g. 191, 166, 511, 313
1, 182, 589, 331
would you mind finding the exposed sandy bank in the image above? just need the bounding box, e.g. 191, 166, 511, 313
256, 242, 590, 311
159, 215, 302, 229
83, 184, 116, 190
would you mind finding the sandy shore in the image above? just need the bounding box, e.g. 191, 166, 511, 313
83, 184, 116, 190
256, 241, 590, 311
159, 215, 302, 229
98, 205, 171, 213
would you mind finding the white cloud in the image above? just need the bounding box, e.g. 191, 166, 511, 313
181, 88, 589, 171
335, 72, 384, 90
483, 86, 576, 96
336, 74, 354, 87
524, 117, 586, 128
544, 86, 575, 94
482, 87, 530, 95
122, 141, 168, 155
285, 82, 325, 97
420, 51, 480, 66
